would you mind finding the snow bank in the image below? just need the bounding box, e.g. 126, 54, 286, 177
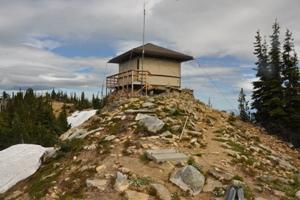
0, 144, 54, 194
67, 110, 97, 128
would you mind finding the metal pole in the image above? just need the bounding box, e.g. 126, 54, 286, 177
141, 1, 145, 92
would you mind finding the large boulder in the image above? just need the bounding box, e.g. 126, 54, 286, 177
139, 115, 164, 133
169, 165, 205, 195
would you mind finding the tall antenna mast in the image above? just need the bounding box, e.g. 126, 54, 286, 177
141, 1, 146, 91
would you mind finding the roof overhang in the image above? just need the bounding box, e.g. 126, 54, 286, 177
108, 43, 194, 64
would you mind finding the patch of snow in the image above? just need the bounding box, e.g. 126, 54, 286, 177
0, 144, 54, 194
67, 110, 97, 128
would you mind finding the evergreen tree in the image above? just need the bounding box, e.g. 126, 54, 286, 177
11, 112, 27, 144
251, 30, 270, 123
0, 113, 10, 149
238, 88, 250, 122
57, 104, 70, 134
282, 29, 300, 133
51, 88, 57, 100
266, 20, 287, 129
208, 97, 212, 108
92, 93, 102, 109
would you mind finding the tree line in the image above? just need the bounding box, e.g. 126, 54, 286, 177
0, 88, 105, 150
238, 20, 300, 146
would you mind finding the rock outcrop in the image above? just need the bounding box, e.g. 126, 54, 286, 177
1, 89, 300, 200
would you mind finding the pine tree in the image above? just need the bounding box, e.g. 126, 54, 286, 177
208, 97, 212, 108
51, 88, 57, 100
251, 30, 270, 123
282, 29, 300, 133
57, 104, 70, 134
238, 88, 250, 122
266, 20, 287, 129
0, 113, 10, 150
11, 112, 27, 144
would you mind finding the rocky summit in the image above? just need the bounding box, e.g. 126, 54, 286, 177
1, 88, 300, 200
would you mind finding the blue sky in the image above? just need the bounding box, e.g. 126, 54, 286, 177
0, 0, 300, 111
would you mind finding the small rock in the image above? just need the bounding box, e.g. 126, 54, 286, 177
84, 144, 97, 150
160, 131, 173, 137
210, 167, 234, 181
53, 163, 61, 169
171, 125, 181, 131
150, 184, 171, 200
118, 167, 131, 174
86, 179, 107, 190
104, 135, 116, 141
188, 130, 202, 137
124, 190, 149, 200
273, 189, 285, 197
193, 113, 199, 120
295, 190, 300, 199
104, 174, 114, 179
142, 102, 155, 108
163, 117, 177, 123
135, 113, 149, 120
114, 172, 129, 193
148, 161, 175, 171
202, 178, 223, 192
254, 198, 267, 200
250, 145, 261, 152
148, 98, 155, 102
232, 180, 246, 186
96, 164, 106, 173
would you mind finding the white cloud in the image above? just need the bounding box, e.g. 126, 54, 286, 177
23, 36, 62, 51
0, 44, 109, 90
0, 0, 299, 110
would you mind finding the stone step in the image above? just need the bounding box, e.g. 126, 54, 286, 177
145, 149, 189, 163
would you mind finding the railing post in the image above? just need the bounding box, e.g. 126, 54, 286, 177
131, 70, 134, 98
145, 71, 147, 96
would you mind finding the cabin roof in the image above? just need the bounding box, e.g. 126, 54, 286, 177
108, 43, 194, 63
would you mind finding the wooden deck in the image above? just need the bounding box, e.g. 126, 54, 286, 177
106, 69, 153, 98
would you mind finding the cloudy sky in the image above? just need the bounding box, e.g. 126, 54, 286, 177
1, 0, 300, 111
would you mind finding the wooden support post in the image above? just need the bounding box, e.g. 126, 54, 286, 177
106, 77, 107, 96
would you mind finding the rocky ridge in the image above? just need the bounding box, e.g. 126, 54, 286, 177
1, 89, 300, 200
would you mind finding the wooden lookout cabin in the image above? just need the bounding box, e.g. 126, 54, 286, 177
106, 43, 193, 97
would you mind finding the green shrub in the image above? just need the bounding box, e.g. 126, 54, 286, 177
139, 153, 149, 163
172, 109, 181, 116
148, 186, 157, 196
228, 112, 236, 122
187, 157, 195, 165
129, 176, 154, 187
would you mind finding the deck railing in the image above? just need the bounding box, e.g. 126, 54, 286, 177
106, 69, 153, 98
